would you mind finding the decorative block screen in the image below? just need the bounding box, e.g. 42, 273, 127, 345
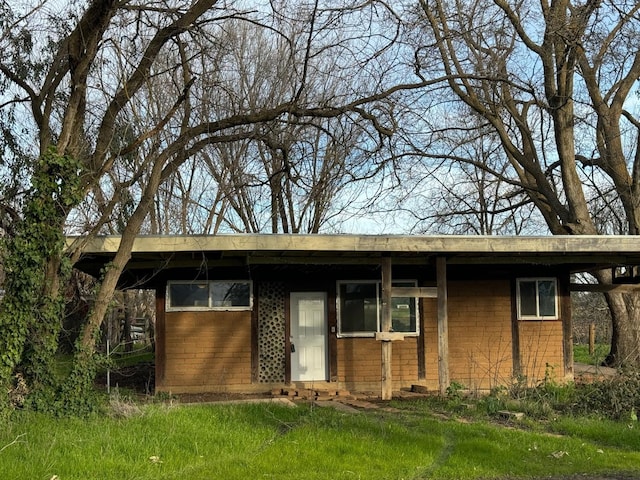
257, 282, 286, 383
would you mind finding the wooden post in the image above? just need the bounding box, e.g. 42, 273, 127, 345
589, 322, 596, 356
381, 256, 393, 400
437, 257, 450, 396
155, 288, 166, 391
560, 275, 573, 378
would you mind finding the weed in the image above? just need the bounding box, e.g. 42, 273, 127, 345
571, 369, 640, 420
108, 388, 143, 419
446, 381, 466, 401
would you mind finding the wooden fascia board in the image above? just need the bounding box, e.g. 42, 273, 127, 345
67, 235, 640, 272
68, 234, 640, 256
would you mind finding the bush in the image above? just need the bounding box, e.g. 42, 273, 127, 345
570, 369, 640, 420
499, 369, 640, 421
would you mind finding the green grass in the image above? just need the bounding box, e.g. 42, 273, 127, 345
54, 344, 154, 377
109, 344, 155, 368
1, 400, 639, 480
574, 343, 609, 365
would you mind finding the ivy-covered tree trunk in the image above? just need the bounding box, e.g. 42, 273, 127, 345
0, 148, 83, 412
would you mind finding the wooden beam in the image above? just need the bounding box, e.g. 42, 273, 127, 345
510, 278, 522, 378
375, 332, 406, 342
418, 297, 427, 380
381, 257, 393, 400
569, 283, 640, 292
251, 283, 260, 383
155, 289, 166, 391
328, 285, 339, 383
284, 291, 291, 384
437, 257, 450, 396
69, 233, 640, 257
391, 286, 437, 298
560, 276, 573, 378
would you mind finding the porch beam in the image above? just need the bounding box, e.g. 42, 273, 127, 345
375, 332, 406, 342
569, 283, 640, 292
381, 256, 393, 400
560, 276, 574, 378
437, 256, 450, 396
391, 286, 437, 298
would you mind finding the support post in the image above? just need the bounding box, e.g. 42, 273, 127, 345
437, 256, 450, 396
381, 256, 393, 400
560, 275, 573, 378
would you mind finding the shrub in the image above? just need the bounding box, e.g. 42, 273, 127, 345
570, 369, 640, 420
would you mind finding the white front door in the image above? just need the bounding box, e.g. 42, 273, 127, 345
290, 292, 328, 382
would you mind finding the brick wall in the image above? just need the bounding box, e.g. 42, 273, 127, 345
424, 280, 514, 391
161, 310, 252, 392
519, 320, 564, 383
157, 276, 565, 394
335, 280, 516, 392
336, 337, 419, 385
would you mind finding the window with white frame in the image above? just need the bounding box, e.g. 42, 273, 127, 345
166, 280, 252, 311
516, 278, 558, 320
337, 280, 418, 336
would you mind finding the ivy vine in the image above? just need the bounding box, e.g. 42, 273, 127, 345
0, 146, 85, 415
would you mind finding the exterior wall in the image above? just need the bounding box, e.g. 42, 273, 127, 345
519, 320, 564, 383
156, 272, 567, 394
336, 337, 419, 391
424, 280, 514, 391
159, 310, 252, 393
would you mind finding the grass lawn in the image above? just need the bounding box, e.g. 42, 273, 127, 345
574, 343, 609, 365
1, 399, 639, 480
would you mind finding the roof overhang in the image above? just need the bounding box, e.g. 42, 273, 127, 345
68, 234, 640, 284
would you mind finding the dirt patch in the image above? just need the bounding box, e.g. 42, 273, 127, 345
574, 362, 618, 383
176, 391, 274, 404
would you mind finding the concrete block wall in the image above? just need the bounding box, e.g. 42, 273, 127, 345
519, 320, 564, 383
424, 280, 514, 391
336, 337, 419, 385
161, 310, 252, 392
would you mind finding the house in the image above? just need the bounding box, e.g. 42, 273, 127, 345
70, 234, 640, 398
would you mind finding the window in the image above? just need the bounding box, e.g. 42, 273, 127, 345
339, 282, 378, 334
516, 278, 558, 320
166, 281, 252, 311
169, 282, 209, 308
337, 280, 418, 336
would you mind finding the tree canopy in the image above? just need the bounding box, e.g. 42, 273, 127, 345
1, 0, 639, 413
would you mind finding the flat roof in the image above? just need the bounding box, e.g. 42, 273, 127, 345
68, 234, 640, 256
66, 234, 640, 289
67, 233, 640, 270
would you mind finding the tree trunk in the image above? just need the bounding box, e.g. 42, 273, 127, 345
594, 270, 640, 366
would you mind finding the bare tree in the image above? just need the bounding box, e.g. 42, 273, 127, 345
0, 0, 432, 407
397, 116, 540, 235
412, 0, 640, 366
148, 17, 395, 235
